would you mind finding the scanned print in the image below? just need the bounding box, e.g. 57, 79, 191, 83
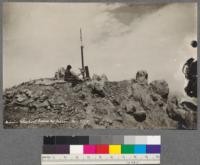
3, 2, 197, 129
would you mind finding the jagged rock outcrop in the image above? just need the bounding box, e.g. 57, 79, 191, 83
3, 71, 195, 129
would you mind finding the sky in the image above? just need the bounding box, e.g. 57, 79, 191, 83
3, 2, 197, 95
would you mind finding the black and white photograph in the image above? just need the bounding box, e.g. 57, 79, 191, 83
3, 2, 197, 129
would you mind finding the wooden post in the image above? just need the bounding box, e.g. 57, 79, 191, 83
80, 29, 85, 79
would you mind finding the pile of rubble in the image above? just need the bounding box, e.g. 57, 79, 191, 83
3, 70, 196, 129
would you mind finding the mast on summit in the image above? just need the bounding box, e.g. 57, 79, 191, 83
80, 28, 85, 79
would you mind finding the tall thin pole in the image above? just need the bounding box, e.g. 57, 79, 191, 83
80, 28, 85, 79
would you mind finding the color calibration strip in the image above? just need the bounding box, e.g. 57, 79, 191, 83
41, 136, 160, 164
43, 144, 160, 154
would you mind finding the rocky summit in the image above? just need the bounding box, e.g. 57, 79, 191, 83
3, 70, 196, 129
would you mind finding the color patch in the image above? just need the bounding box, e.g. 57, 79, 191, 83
44, 136, 56, 145
89, 136, 101, 144
84, 145, 96, 154
147, 136, 161, 145
121, 145, 134, 154
55, 136, 89, 145
96, 145, 109, 154
109, 145, 121, 154
134, 145, 146, 154
146, 145, 161, 153
124, 136, 135, 144
76, 136, 89, 144
43, 145, 56, 154
55, 136, 68, 144
55, 145, 69, 154
70, 145, 83, 154
112, 136, 124, 144
101, 136, 113, 144
135, 136, 147, 144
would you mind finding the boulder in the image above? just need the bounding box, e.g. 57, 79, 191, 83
125, 100, 147, 122
133, 111, 146, 122
150, 80, 169, 99
136, 70, 148, 85
87, 80, 105, 97
166, 99, 183, 121
129, 83, 153, 110
167, 96, 197, 129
